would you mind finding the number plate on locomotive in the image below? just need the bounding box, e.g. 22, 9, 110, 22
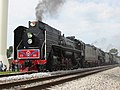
17, 49, 40, 59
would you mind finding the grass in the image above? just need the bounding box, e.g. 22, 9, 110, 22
0, 71, 19, 75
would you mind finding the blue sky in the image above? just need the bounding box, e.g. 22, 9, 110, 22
8, 0, 120, 53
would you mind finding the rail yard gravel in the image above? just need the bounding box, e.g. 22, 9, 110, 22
49, 66, 120, 90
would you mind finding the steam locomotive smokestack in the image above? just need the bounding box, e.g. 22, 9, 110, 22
0, 0, 9, 69
35, 0, 65, 21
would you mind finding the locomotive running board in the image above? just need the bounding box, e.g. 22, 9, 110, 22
52, 44, 81, 53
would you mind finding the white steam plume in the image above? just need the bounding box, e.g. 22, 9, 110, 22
36, 0, 65, 21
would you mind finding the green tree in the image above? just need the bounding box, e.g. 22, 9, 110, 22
7, 46, 13, 58
109, 48, 118, 56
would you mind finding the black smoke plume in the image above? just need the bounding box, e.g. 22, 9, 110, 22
36, 0, 65, 21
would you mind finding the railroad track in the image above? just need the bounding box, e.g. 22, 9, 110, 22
0, 65, 118, 90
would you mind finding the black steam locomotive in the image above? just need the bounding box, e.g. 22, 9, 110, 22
14, 21, 116, 72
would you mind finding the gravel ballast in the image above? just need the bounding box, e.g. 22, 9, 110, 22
49, 66, 120, 90
0, 72, 51, 84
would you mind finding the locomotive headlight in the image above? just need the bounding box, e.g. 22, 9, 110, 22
30, 22, 36, 27
28, 39, 32, 44
27, 33, 33, 38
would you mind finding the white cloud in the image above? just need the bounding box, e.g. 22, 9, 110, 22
45, 0, 120, 52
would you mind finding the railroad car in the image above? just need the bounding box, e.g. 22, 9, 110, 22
112, 55, 119, 64
109, 53, 114, 64
96, 49, 105, 65
104, 52, 116, 65
115, 56, 120, 64
84, 44, 98, 67
105, 52, 110, 64
13, 20, 116, 72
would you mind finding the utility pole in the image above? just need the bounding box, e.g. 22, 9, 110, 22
0, 0, 9, 69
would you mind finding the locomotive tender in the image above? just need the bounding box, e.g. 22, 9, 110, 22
14, 21, 116, 72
